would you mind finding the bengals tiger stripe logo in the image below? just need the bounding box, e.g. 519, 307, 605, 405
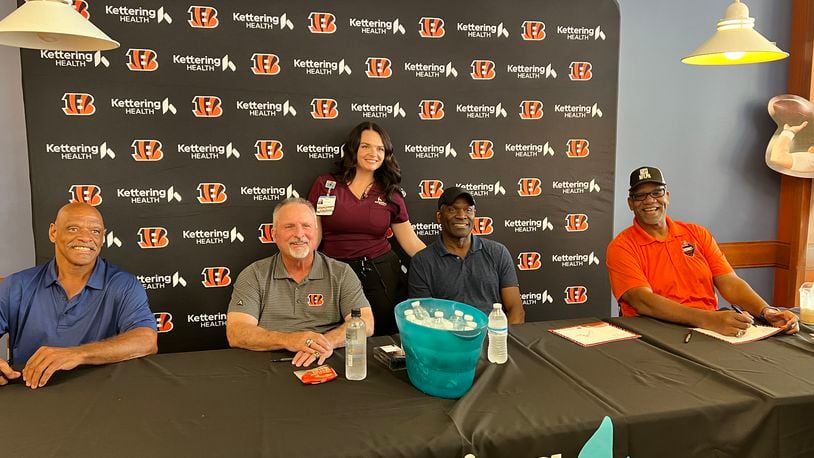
565, 214, 589, 232
564, 286, 588, 304
188, 6, 218, 28
519, 100, 543, 120
569, 62, 593, 81
419, 17, 445, 38
469, 140, 494, 159
197, 182, 228, 204
470, 60, 495, 80
517, 178, 542, 197
126, 49, 158, 72
521, 21, 546, 41
68, 185, 102, 206
201, 267, 231, 288
365, 57, 392, 78
62, 93, 95, 116
255, 140, 284, 160
73, 0, 90, 20
310, 98, 338, 119
251, 53, 280, 75
566, 139, 590, 158
307, 294, 325, 306
192, 96, 223, 118
137, 227, 169, 249
155, 313, 174, 333
418, 100, 444, 120
308, 12, 336, 34
472, 217, 494, 235
258, 223, 274, 243
131, 139, 163, 161
418, 180, 444, 199
517, 252, 542, 270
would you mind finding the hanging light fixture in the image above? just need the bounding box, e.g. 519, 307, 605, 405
682, 0, 787, 66
0, 0, 118, 51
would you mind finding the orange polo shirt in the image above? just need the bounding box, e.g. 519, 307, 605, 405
606, 217, 733, 317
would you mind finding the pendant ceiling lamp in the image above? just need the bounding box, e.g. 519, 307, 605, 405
682, 0, 787, 66
0, 0, 119, 51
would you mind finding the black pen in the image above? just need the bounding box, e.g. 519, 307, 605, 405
684, 330, 692, 343
731, 304, 753, 327
271, 357, 294, 362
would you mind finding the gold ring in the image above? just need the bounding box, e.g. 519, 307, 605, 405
736, 330, 745, 337
313, 351, 321, 359
305, 338, 313, 348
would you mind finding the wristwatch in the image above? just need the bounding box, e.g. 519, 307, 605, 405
759, 306, 780, 321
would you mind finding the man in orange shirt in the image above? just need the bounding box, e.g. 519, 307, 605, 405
606, 166, 799, 337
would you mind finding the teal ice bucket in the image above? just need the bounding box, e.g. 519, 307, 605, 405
394, 298, 488, 399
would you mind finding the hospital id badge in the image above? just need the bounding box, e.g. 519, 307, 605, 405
316, 195, 336, 215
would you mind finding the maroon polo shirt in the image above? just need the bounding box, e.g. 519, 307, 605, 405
308, 174, 409, 260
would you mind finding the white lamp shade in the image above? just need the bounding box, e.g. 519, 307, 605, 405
0, 0, 119, 51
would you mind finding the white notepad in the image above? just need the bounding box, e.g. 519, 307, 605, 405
692, 325, 782, 344
550, 322, 641, 347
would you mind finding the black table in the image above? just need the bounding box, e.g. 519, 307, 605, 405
3, 319, 814, 457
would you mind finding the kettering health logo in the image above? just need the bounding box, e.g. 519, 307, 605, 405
293, 57, 351, 76
179, 142, 240, 160
456, 181, 506, 197
111, 97, 176, 116
404, 60, 457, 78
237, 98, 296, 117
553, 252, 601, 267
232, 11, 293, 30
506, 218, 553, 234
412, 222, 441, 237
173, 53, 236, 72
47, 142, 115, 160
554, 103, 603, 119
297, 143, 341, 159
350, 101, 406, 119
105, 5, 172, 24
507, 63, 557, 79
117, 186, 182, 204
507, 142, 554, 158
457, 103, 507, 119
241, 184, 299, 201
182, 226, 244, 245
557, 24, 607, 41
522, 291, 555, 306
457, 21, 509, 38
41, 50, 109, 68
348, 17, 405, 34
552, 179, 601, 194
404, 142, 456, 159
138, 271, 187, 290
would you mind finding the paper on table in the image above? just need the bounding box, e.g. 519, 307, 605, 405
550, 321, 641, 347
692, 325, 782, 344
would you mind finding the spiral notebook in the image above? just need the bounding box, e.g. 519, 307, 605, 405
692, 325, 782, 344
550, 321, 641, 347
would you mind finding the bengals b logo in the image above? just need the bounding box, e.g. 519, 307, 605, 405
131, 139, 163, 161
69, 185, 102, 206
566, 139, 590, 158
310, 98, 338, 119
469, 140, 494, 159
251, 53, 280, 75
201, 267, 231, 288
519, 100, 543, 120
73, 0, 90, 20
126, 48, 158, 71
517, 252, 542, 271
470, 60, 495, 80
255, 140, 284, 160
258, 223, 274, 243
309, 12, 336, 33
419, 100, 444, 120
419, 17, 445, 38
418, 180, 444, 199
62, 93, 95, 116
565, 286, 588, 304
521, 21, 546, 40
155, 313, 174, 333
307, 294, 325, 306
569, 62, 593, 81
366, 57, 392, 78
472, 217, 494, 235
197, 183, 228, 204
192, 96, 223, 118
188, 6, 218, 28
565, 214, 589, 232
517, 178, 542, 197
137, 227, 169, 249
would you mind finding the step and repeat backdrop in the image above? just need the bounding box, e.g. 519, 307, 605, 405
23, 0, 619, 352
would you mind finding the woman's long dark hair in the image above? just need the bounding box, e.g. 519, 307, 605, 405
333, 122, 402, 204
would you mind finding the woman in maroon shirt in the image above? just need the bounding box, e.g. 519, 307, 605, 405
308, 122, 425, 335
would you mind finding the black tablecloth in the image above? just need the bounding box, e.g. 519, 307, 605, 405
3, 320, 814, 457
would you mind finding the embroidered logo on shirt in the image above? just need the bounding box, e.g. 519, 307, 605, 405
681, 241, 695, 257
307, 294, 324, 307
375, 196, 388, 207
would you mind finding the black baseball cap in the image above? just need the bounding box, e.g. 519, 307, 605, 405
629, 166, 666, 191
437, 186, 475, 209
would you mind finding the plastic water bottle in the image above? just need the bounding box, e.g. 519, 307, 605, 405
432, 311, 450, 330
464, 314, 476, 331
345, 309, 367, 380
487, 303, 508, 364
404, 309, 417, 323
451, 310, 465, 330
411, 301, 430, 323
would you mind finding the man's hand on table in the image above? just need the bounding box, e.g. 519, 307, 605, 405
285, 331, 333, 367
22, 346, 84, 389
761, 307, 799, 335
702, 310, 753, 337
0, 359, 21, 386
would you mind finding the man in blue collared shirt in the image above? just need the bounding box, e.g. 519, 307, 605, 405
408, 187, 525, 323
0, 203, 157, 389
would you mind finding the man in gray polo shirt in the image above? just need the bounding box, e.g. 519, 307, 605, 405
226, 198, 374, 367
408, 187, 525, 323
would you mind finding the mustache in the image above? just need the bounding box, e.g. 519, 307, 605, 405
289, 237, 310, 245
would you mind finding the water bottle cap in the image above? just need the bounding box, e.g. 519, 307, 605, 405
464, 314, 473, 321
351, 309, 361, 318
434, 311, 444, 318
492, 303, 502, 309
454, 310, 464, 317
404, 309, 414, 316
411, 301, 421, 308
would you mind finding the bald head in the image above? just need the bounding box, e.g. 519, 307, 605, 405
55, 202, 105, 227
50, 203, 106, 269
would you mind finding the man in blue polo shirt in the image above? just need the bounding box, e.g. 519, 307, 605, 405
0, 202, 157, 389
408, 187, 525, 323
